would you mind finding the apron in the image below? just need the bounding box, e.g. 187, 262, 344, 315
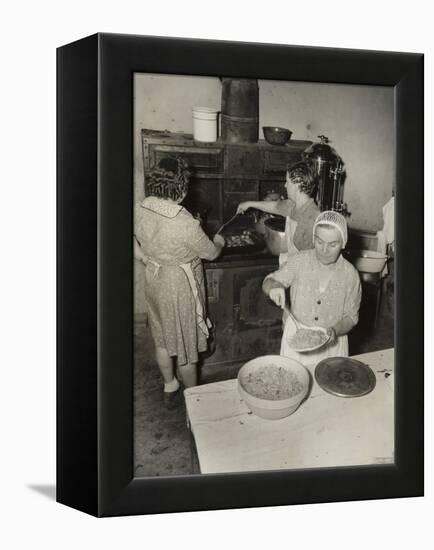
143, 255, 212, 338
280, 313, 348, 370
279, 216, 299, 267
279, 216, 299, 323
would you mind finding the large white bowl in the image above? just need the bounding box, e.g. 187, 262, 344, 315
237, 355, 310, 420
345, 249, 388, 273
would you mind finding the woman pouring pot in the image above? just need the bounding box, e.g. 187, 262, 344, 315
237, 160, 320, 266
262, 211, 362, 366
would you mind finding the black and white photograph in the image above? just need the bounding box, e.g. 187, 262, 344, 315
133, 73, 395, 477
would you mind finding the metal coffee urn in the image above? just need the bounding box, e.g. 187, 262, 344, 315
304, 135, 347, 214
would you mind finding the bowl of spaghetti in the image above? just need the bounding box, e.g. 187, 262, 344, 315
237, 355, 310, 420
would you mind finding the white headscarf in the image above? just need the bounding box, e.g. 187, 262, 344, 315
313, 210, 348, 247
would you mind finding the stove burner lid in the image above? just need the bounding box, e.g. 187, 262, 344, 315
314, 357, 376, 397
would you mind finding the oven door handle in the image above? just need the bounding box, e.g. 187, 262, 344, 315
232, 303, 241, 329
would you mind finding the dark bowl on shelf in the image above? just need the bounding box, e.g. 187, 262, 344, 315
262, 126, 292, 145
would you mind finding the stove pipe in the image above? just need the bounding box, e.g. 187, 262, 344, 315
220, 78, 259, 143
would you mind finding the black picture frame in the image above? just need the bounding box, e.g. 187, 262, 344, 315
57, 33, 424, 517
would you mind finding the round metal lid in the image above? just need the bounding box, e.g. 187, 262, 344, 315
314, 357, 376, 397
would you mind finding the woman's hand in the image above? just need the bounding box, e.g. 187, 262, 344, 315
236, 201, 251, 215
213, 234, 226, 248
269, 288, 286, 309
326, 327, 337, 345
325, 317, 355, 342
134, 237, 146, 263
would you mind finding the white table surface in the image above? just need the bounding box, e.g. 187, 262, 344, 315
184, 348, 394, 474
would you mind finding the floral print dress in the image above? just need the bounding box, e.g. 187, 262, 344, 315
134, 197, 219, 366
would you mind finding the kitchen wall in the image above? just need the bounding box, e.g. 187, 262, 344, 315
134, 73, 394, 230
134, 74, 222, 202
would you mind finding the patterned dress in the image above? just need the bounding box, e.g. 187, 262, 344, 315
264, 249, 362, 367
135, 197, 219, 366
279, 198, 320, 266
290, 198, 321, 252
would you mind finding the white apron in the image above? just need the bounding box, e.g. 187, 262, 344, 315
143, 255, 212, 338
278, 216, 299, 267
280, 313, 348, 370
279, 217, 299, 323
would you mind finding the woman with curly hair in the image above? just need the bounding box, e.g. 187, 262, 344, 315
237, 160, 320, 265
134, 157, 225, 408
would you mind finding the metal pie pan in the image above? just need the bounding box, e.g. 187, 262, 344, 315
314, 357, 376, 398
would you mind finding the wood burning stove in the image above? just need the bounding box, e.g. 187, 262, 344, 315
140, 129, 311, 372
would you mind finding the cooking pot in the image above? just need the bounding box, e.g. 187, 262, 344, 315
253, 191, 281, 236
264, 216, 287, 256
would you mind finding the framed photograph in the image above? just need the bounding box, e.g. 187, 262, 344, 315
57, 33, 423, 517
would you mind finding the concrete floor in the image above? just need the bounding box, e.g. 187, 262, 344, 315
134, 288, 394, 478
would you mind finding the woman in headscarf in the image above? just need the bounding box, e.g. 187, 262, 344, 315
262, 211, 361, 366
134, 157, 225, 407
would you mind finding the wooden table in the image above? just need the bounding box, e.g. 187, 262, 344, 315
185, 348, 394, 474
